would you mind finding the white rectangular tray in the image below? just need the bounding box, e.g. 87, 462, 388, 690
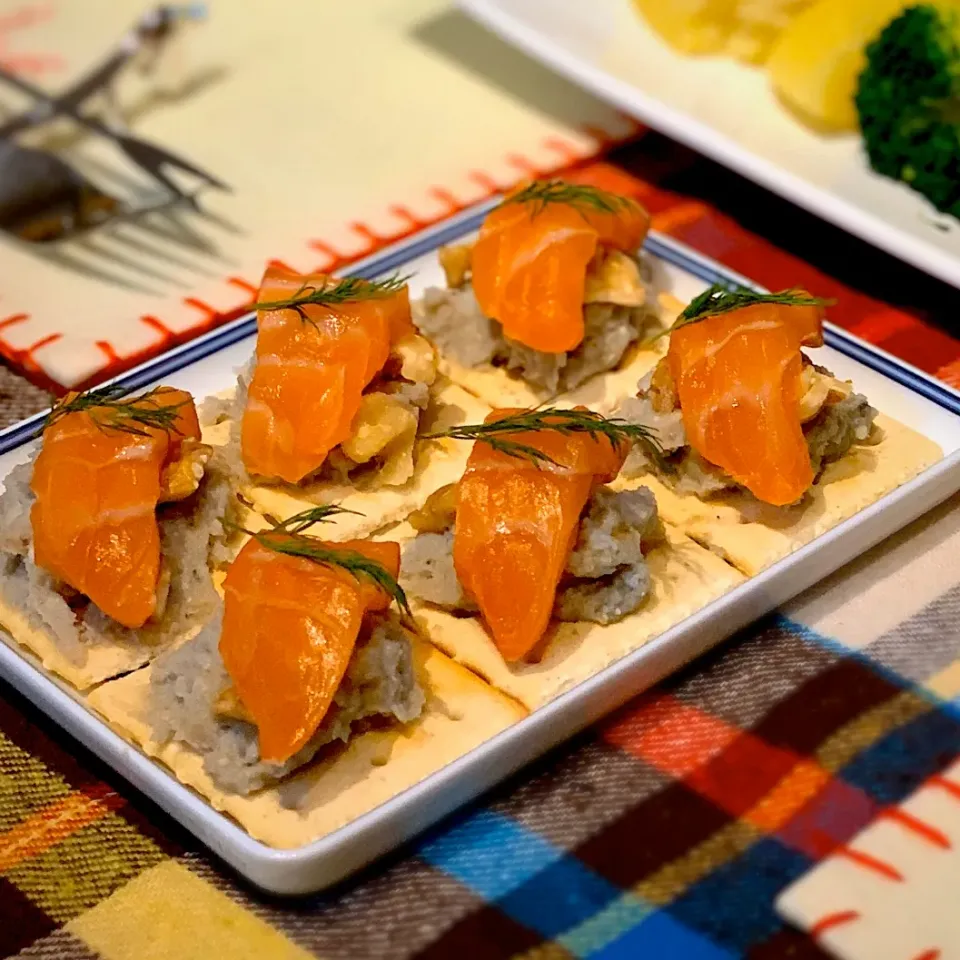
457, 0, 960, 291
2, 201, 960, 895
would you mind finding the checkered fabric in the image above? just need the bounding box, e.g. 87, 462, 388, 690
1, 149, 960, 959
0, 362, 49, 429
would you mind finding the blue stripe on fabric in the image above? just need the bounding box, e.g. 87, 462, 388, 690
418, 809, 565, 901
497, 855, 624, 940
592, 911, 736, 960
419, 809, 646, 947
668, 837, 811, 954
559, 892, 654, 958
840, 707, 960, 805
778, 615, 960, 806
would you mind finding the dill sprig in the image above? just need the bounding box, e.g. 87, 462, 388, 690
255, 534, 411, 617
269, 504, 363, 536
253, 273, 411, 324
45, 385, 188, 438
674, 284, 833, 330
502, 180, 636, 219
231, 506, 411, 617
426, 408, 664, 469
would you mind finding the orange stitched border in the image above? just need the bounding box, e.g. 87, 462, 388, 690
809, 910, 859, 939
832, 845, 905, 882
876, 807, 951, 850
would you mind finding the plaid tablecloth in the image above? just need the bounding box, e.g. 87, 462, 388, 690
2, 142, 960, 959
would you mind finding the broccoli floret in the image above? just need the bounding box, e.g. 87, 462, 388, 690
856, 4, 960, 216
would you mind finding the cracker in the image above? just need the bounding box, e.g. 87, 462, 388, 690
0, 461, 232, 691
219, 381, 491, 536
87, 639, 526, 850
0, 591, 167, 691
412, 526, 744, 710
437, 338, 666, 414
615, 415, 944, 578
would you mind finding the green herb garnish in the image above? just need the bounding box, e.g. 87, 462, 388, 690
45, 385, 188, 438
426, 407, 664, 469
253, 273, 411, 325
502, 179, 636, 219
256, 536, 411, 617
269, 505, 363, 536
234, 506, 411, 617
673, 284, 833, 331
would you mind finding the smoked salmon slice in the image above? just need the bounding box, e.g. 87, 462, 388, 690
219, 534, 401, 764
471, 181, 650, 354
453, 409, 626, 662
30, 387, 200, 629
667, 298, 826, 506
241, 266, 414, 484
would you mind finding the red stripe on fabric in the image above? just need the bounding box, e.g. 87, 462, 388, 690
878, 808, 951, 849
834, 846, 904, 882
686, 732, 801, 819
567, 161, 654, 200
652, 202, 712, 234
912, 951, 941, 960
0, 784, 122, 871
0, 313, 27, 330
935, 358, 960, 389
880, 325, 960, 376
845, 308, 915, 345
602, 694, 741, 777
810, 910, 860, 939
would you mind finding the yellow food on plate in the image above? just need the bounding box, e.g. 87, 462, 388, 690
767, 0, 925, 131
632, 0, 815, 64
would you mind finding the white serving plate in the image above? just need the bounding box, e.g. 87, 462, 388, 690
457, 0, 960, 290
2, 202, 960, 896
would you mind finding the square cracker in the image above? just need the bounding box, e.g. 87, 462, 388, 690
209, 380, 491, 535
614, 414, 944, 578
0, 590, 170, 691
87, 640, 526, 850
412, 526, 745, 711
0, 462, 233, 691
436, 338, 666, 415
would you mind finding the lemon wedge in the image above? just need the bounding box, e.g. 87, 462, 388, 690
767, 0, 920, 132
632, 0, 814, 64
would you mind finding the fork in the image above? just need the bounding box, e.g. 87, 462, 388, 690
0, 64, 228, 206
0, 4, 226, 205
